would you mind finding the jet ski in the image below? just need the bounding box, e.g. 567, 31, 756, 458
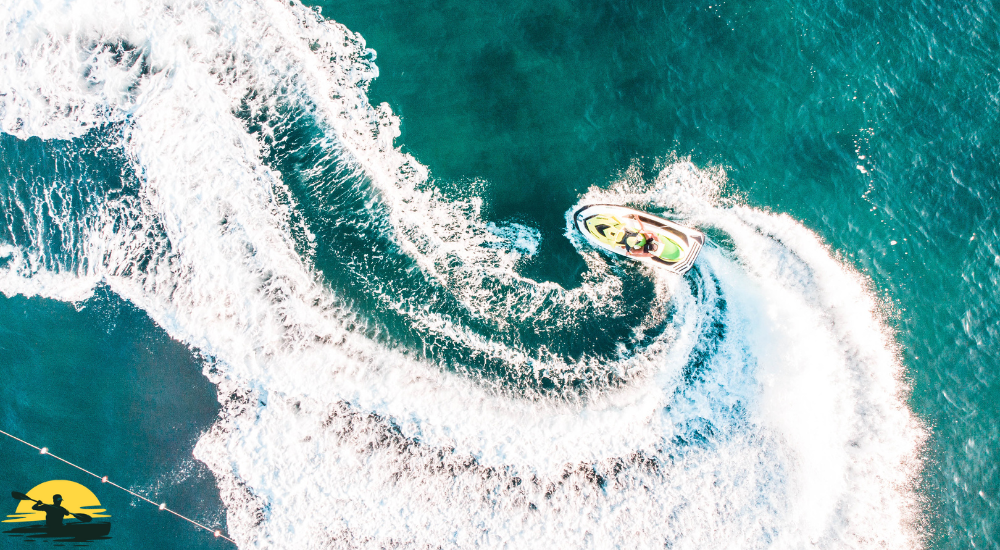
573, 204, 705, 275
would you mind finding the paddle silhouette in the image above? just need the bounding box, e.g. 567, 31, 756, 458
11, 491, 92, 524
6, 490, 110, 543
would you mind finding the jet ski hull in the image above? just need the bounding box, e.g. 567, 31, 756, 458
573, 204, 705, 275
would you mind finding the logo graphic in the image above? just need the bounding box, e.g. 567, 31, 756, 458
3, 480, 111, 543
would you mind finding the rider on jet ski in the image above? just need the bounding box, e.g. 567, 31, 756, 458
620, 227, 653, 257
576, 204, 700, 271
585, 213, 655, 257
620, 215, 655, 257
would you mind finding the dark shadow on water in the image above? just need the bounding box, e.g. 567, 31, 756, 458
5, 521, 112, 544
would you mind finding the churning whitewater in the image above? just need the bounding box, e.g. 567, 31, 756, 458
0, 0, 924, 548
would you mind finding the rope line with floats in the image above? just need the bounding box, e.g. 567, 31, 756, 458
0, 428, 235, 545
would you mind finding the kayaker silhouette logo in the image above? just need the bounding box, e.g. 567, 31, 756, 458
3, 480, 111, 543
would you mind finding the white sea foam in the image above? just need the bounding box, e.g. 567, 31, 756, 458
0, 0, 924, 548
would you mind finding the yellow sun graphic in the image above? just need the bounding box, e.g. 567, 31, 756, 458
4, 480, 110, 523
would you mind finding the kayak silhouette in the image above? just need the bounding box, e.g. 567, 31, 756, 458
5, 491, 110, 542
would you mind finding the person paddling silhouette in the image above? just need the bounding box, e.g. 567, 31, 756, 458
32, 494, 71, 529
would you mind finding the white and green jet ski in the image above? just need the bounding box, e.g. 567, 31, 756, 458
573, 204, 705, 275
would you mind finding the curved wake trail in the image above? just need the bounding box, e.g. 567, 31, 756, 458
0, 0, 924, 548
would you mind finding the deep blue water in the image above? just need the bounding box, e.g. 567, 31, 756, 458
313, 1, 999, 545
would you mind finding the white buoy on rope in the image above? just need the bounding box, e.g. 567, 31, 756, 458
0, 428, 235, 545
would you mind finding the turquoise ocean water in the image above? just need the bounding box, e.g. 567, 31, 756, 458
0, 0, 996, 548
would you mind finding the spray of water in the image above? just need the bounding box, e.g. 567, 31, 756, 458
0, 0, 924, 547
